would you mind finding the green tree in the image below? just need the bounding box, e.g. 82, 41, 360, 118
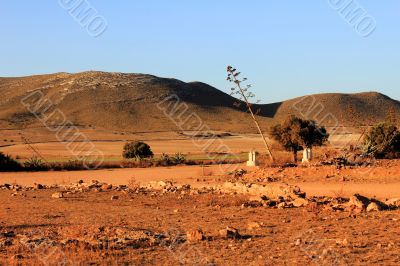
363, 123, 400, 158
123, 141, 154, 160
270, 116, 329, 162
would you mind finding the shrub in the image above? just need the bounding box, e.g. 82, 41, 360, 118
23, 157, 49, 171
172, 152, 186, 165
363, 123, 400, 158
0, 152, 22, 171
158, 153, 172, 166
122, 141, 154, 160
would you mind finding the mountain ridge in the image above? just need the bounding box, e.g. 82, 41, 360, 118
0, 71, 398, 133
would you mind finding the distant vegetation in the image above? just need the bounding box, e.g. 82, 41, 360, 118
0, 152, 22, 171
123, 141, 154, 160
363, 122, 400, 159
269, 116, 329, 162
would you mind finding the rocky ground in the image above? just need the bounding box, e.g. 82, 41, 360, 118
1, 179, 400, 265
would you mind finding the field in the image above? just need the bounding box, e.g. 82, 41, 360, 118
3, 129, 400, 265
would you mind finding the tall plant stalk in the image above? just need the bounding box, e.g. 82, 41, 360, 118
227, 66, 274, 161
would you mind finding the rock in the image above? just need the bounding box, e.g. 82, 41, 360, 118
366, 202, 385, 212
248, 195, 263, 202
157, 181, 167, 188
111, 195, 119, 200
385, 198, 400, 208
295, 239, 302, 246
1, 231, 15, 238
247, 222, 261, 230
219, 227, 241, 239
277, 202, 286, 209
11, 254, 24, 260
349, 194, 370, 209
34, 183, 44, 190
186, 230, 204, 242
101, 184, 112, 190
0, 238, 13, 248
51, 192, 64, 199
292, 198, 309, 207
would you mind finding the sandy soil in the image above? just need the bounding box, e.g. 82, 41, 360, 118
0, 128, 359, 161
0, 164, 244, 188
3, 160, 400, 199
2, 137, 400, 265
1, 188, 400, 265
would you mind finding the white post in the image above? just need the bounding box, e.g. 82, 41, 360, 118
247, 151, 257, 167
302, 148, 312, 163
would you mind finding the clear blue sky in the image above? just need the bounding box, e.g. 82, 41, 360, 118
1, 1, 399, 103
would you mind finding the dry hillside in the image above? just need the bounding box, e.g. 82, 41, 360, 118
0, 71, 398, 133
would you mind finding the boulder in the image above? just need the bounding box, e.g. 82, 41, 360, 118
51, 192, 64, 199
34, 183, 44, 190
186, 230, 204, 242
385, 198, 400, 208
366, 202, 382, 212
101, 184, 112, 190
348, 194, 370, 209
292, 198, 309, 207
219, 227, 241, 239
366, 201, 387, 212
247, 222, 261, 230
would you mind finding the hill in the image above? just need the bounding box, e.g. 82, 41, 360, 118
0, 71, 399, 133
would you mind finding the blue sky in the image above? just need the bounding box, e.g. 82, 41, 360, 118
1, 1, 399, 103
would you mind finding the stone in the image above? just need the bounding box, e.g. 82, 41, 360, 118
0, 238, 13, 248
1, 231, 15, 238
366, 202, 383, 212
51, 192, 64, 199
111, 195, 119, 200
247, 222, 261, 230
292, 198, 309, 207
349, 194, 370, 209
101, 184, 112, 190
34, 183, 44, 190
11, 254, 24, 260
277, 202, 286, 209
385, 198, 400, 208
186, 230, 204, 242
157, 181, 167, 188
219, 227, 241, 239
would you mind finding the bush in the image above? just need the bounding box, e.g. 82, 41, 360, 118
363, 123, 400, 158
172, 153, 186, 165
122, 141, 154, 159
23, 157, 49, 171
0, 152, 22, 171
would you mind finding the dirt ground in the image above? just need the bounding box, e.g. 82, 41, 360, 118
0, 128, 360, 161
3, 160, 400, 199
1, 187, 400, 265
1, 161, 400, 265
